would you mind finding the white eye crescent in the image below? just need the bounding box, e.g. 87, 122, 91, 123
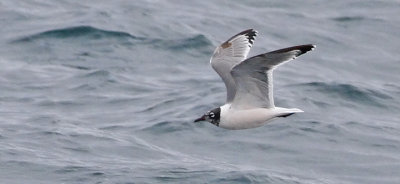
209, 112, 215, 118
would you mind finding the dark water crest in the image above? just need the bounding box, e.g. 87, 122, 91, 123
0, 0, 399, 184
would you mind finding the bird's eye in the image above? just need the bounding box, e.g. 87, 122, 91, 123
209, 112, 215, 118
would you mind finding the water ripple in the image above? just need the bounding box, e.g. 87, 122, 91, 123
300, 82, 392, 107
11, 25, 143, 43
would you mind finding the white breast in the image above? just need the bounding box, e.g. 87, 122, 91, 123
219, 104, 278, 130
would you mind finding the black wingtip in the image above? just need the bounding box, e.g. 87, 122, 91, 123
299, 44, 316, 54
269, 44, 316, 56
227, 29, 257, 46
242, 29, 257, 45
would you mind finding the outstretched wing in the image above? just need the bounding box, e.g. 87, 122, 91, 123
230, 44, 316, 109
210, 29, 257, 103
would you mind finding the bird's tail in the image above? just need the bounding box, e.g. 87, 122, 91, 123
275, 107, 303, 118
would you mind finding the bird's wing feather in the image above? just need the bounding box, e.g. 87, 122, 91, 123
230, 44, 315, 109
210, 29, 257, 102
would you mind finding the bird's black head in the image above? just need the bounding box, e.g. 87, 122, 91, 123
194, 107, 221, 126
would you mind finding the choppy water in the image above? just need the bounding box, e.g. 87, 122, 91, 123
1, 0, 399, 183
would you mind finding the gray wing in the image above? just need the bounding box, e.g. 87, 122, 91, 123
210, 29, 257, 103
230, 44, 316, 109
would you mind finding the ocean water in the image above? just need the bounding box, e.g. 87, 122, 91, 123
0, 0, 399, 183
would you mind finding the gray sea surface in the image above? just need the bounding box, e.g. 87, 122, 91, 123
1, 0, 399, 183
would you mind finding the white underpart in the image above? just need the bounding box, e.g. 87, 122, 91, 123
219, 104, 303, 130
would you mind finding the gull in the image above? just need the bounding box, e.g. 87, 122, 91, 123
194, 29, 315, 130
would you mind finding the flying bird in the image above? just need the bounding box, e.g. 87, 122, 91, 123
194, 29, 315, 130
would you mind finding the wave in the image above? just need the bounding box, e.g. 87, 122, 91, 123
140, 120, 195, 134
12, 25, 144, 43
11, 25, 213, 55
331, 16, 365, 22
154, 34, 212, 50
299, 82, 392, 107
331, 15, 383, 23
150, 34, 213, 56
